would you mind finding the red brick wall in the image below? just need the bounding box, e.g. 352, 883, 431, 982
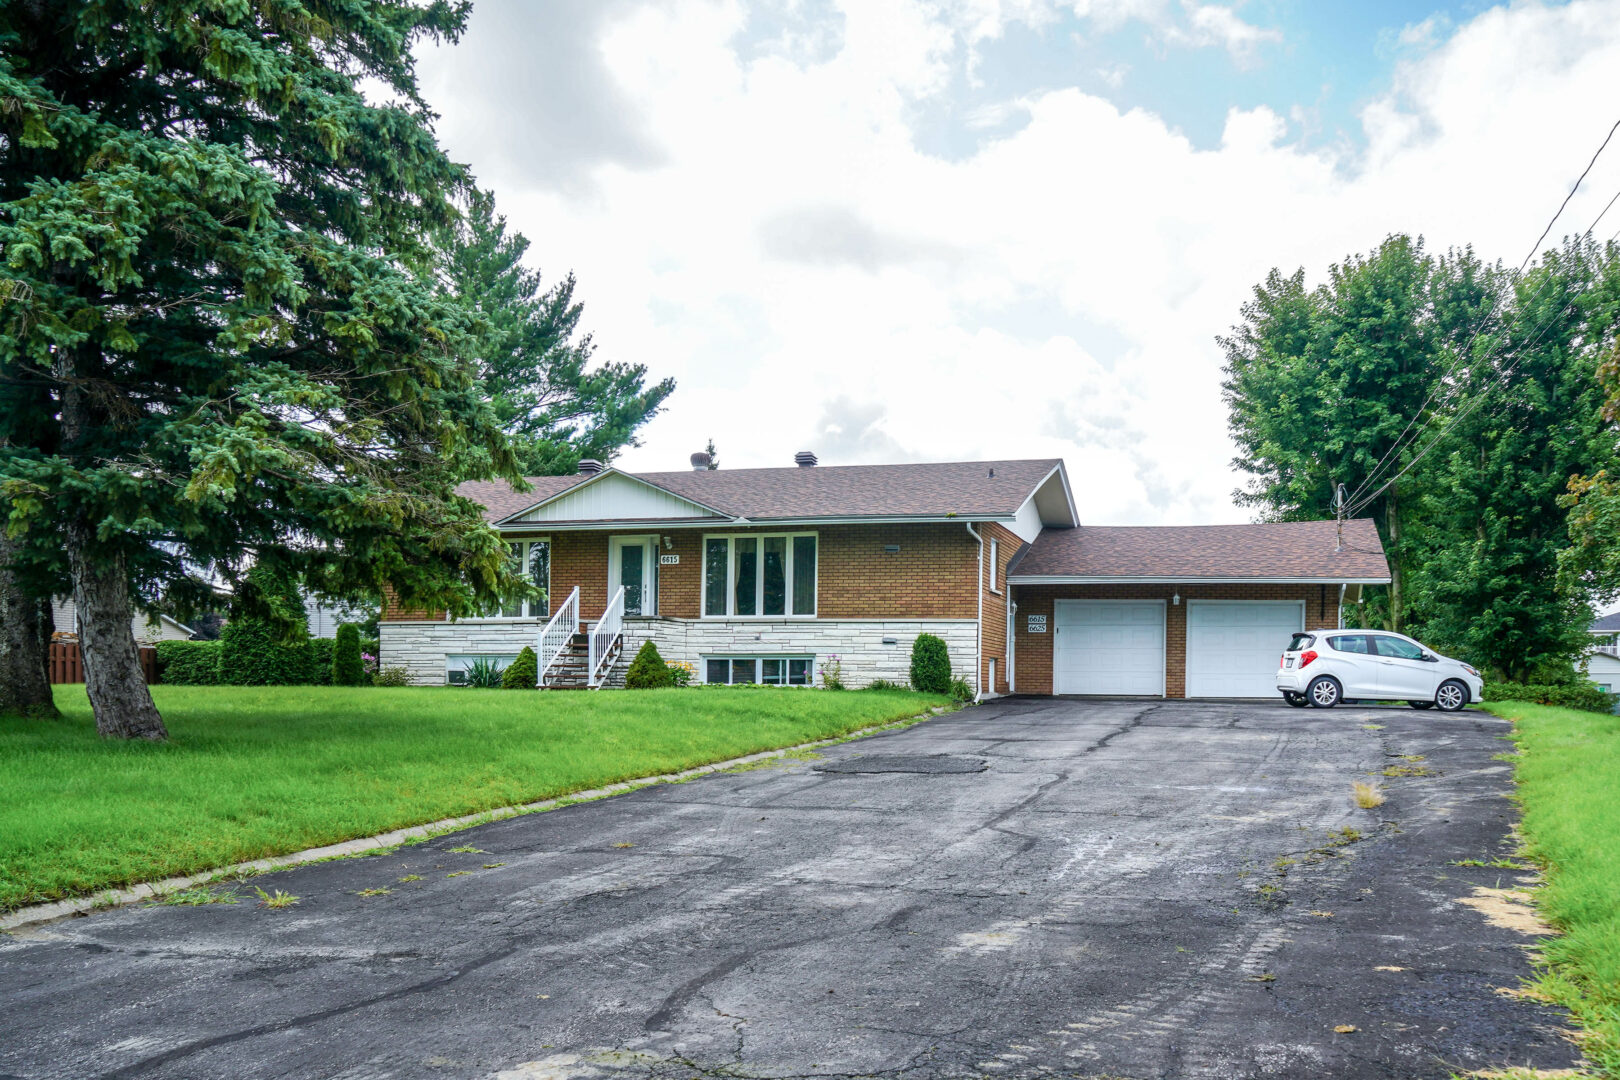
382, 523, 981, 622
980, 523, 1022, 694
1011, 582, 1338, 698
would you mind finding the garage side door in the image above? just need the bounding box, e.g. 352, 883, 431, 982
1185, 601, 1304, 698
1053, 600, 1165, 696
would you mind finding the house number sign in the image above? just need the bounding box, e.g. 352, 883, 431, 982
659, 554, 680, 565
1026, 614, 1047, 633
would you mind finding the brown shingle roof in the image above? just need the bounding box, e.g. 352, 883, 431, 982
1009, 519, 1389, 581
460, 459, 1066, 524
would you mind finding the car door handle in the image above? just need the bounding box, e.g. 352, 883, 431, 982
1378, 659, 1395, 665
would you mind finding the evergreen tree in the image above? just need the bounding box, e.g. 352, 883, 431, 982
442, 191, 674, 475
332, 624, 365, 687
220, 566, 312, 687
500, 645, 539, 689
624, 639, 672, 689
0, 2, 525, 737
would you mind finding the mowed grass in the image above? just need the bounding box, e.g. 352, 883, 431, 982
1487, 701, 1620, 1077
0, 684, 949, 913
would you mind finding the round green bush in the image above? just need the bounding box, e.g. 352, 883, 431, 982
501, 645, 539, 689
910, 633, 951, 695
332, 623, 366, 686
625, 640, 673, 689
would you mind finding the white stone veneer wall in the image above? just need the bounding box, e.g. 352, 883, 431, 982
381, 617, 979, 692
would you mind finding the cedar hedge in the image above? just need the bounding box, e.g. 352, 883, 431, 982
153, 640, 222, 685
1485, 681, 1617, 714
910, 634, 951, 695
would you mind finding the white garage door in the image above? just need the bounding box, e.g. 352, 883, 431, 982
1053, 600, 1165, 696
1185, 601, 1304, 698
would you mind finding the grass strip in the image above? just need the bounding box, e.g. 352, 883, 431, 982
0, 684, 949, 913
1486, 701, 1620, 1077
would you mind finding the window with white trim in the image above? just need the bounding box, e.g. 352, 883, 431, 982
703, 655, 814, 685
496, 539, 550, 618
702, 533, 817, 617
447, 654, 518, 685
988, 538, 999, 591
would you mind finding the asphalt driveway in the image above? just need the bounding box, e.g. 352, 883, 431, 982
0, 698, 1579, 1079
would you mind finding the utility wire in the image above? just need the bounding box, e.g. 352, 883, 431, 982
1342, 117, 1620, 509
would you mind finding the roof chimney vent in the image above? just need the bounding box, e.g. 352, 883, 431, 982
794, 450, 818, 468
689, 451, 712, 471
577, 459, 605, 476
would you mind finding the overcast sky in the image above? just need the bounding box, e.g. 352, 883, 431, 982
416, 0, 1620, 525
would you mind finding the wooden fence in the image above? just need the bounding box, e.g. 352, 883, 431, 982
48, 642, 159, 685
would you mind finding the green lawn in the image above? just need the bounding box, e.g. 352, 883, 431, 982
1487, 701, 1620, 1077
0, 684, 949, 913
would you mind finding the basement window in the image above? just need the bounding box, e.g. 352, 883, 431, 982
446, 654, 518, 685
703, 656, 814, 685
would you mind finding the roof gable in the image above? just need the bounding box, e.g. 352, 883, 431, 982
502, 469, 728, 525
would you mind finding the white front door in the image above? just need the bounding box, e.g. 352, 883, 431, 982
608, 537, 657, 616
1052, 600, 1165, 696
1185, 601, 1305, 697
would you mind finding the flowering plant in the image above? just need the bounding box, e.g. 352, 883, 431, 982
818, 653, 845, 690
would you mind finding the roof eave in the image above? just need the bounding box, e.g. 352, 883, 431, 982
1006, 575, 1393, 585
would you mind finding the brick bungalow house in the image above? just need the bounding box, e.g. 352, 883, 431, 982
379, 453, 1390, 697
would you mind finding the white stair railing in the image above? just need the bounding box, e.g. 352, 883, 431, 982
588, 586, 626, 688
535, 586, 580, 687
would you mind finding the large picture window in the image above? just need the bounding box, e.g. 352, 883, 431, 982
701, 533, 817, 617
497, 540, 550, 619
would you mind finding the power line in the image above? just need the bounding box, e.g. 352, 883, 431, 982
1341, 117, 1620, 509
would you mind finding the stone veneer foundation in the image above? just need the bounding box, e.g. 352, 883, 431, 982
380, 617, 979, 692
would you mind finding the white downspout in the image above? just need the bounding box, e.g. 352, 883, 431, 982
1007, 593, 1016, 694
1338, 583, 1346, 630
966, 523, 983, 702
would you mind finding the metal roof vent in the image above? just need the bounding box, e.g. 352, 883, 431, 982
577, 459, 605, 475
689, 451, 712, 471
795, 450, 818, 467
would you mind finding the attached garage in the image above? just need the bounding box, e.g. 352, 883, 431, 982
1052, 600, 1165, 696
1184, 600, 1304, 698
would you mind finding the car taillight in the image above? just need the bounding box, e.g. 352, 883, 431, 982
1299, 650, 1318, 668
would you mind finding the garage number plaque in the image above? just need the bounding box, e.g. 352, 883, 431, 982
1027, 614, 1047, 633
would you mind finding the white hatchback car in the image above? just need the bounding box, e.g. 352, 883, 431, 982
1275, 630, 1484, 711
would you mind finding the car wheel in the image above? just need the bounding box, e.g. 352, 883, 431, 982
1284, 691, 1308, 708
1307, 676, 1341, 708
1409, 701, 1434, 710
1435, 680, 1468, 712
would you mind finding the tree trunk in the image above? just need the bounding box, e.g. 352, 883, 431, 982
67, 524, 166, 740
0, 530, 58, 718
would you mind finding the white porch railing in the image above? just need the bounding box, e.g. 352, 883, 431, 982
535, 586, 580, 687
1596, 643, 1619, 657
588, 586, 625, 688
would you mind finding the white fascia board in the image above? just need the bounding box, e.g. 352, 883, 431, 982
1006, 575, 1392, 585
499, 514, 1017, 531
491, 467, 733, 526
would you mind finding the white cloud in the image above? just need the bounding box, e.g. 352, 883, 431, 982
1165, 3, 1283, 67
420, 0, 1620, 524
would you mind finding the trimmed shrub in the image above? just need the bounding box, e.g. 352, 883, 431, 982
154, 640, 223, 685
220, 565, 313, 686
910, 634, 951, 695
332, 624, 366, 686
501, 646, 539, 689
625, 640, 673, 688
307, 638, 334, 686
1485, 681, 1617, 714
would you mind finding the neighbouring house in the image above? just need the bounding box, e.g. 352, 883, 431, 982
50, 598, 194, 645
1582, 612, 1620, 694
304, 593, 371, 639
379, 453, 1391, 697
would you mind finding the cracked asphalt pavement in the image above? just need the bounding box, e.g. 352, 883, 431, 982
0, 698, 1580, 1079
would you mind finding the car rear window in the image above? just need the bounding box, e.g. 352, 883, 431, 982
1327, 634, 1370, 654
1287, 633, 1314, 651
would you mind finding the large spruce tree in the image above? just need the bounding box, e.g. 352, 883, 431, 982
442, 191, 674, 475
0, 1, 525, 737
